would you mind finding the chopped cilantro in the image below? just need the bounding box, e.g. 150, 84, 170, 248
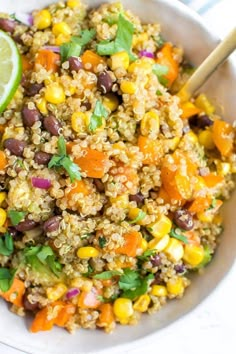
137, 249, 156, 262
0, 233, 14, 256
48, 136, 81, 182
82, 264, 94, 277
93, 270, 122, 280
156, 90, 162, 96
207, 199, 217, 210
0, 268, 16, 292
170, 228, 188, 244
8, 210, 26, 226
119, 268, 154, 300
129, 210, 146, 224
153, 64, 169, 87
155, 34, 165, 48
98, 236, 107, 248
89, 100, 108, 132
97, 14, 137, 61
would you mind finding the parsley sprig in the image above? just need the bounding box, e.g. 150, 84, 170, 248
118, 268, 154, 300
0, 268, 16, 292
0, 233, 14, 256
48, 136, 81, 182
89, 100, 108, 132
8, 210, 26, 226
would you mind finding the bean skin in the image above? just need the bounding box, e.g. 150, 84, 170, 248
23, 292, 39, 312
34, 151, 52, 165
97, 71, 113, 94
0, 18, 16, 33
81, 101, 91, 111
16, 219, 38, 232
151, 254, 161, 267
129, 192, 145, 207
4, 138, 26, 157
25, 83, 44, 97
22, 106, 42, 127
189, 114, 213, 129
94, 179, 105, 192
43, 115, 61, 136
173, 209, 194, 231
68, 56, 83, 72
43, 216, 61, 233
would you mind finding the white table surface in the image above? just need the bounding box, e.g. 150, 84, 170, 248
1, 1, 236, 353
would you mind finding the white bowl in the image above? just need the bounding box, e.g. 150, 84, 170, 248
0, 1, 235, 353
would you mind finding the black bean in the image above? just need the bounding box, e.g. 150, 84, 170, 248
22, 106, 42, 127
7, 226, 19, 238
4, 138, 26, 157
173, 209, 194, 231
16, 219, 38, 232
129, 192, 145, 207
43, 216, 61, 233
25, 83, 44, 97
0, 18, 16, 33
188, 115, 198, 128
68, 56, 83, 72
97, 71, 113, 94
174, 264, 186, 274
23, 292, 39, 312
81, 101, 91, 111
151, 254, 161, 267
152, 272, 162, 285
189, 114, 213, 129
43, 115, 61, 136
94, 179, 105, 192
13, 34, 24, 45
34, 151, 52, 165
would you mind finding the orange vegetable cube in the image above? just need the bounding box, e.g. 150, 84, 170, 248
75, 148, 109, 178
212, 120, 234, 157
81, 50, 104, 72
115, 231, 142, 257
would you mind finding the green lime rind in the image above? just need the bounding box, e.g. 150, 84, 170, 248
0, 30, 22, 114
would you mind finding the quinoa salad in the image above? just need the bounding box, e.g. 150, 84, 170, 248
0, 0, 235, 334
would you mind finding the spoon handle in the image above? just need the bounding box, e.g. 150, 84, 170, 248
178, 27, 236, 102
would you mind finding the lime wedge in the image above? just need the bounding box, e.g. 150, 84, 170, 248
0, 30, 22, 113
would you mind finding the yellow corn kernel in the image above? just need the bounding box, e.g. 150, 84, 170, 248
128, 58, 153, 75
194, 176, 206, 194
113, 298, 133, 324
132, 33, 148, 47
45, 83, 66, 104
197, 211, 214, 223
46, 283, 68, 301
71, 112, 88, 134
128, 207, 146, 225
52, 22, 71, 36
216, 161, 231, 176
36, 97, 48, 115
110, 51, 129, 70
103, 93, 119, 112
185, 131, 198, 144
140, 238, 148, 252
167, 277, 184, 296
198, 130, 215, 150
165, 238, 184, 262
34, 10, 52, 30
55, 33, 71, 46
213, 213, 223, 225
183, 244, 205, 266
0, 208, 7, 227
147, 215, 172, 239
148, 234, 170, 252
44, 74, 56, 86
140, 110, 160, 137
67, 0, 81, 8
120, 81, 136, 94
168, 137, 180, 151
195, 94, 215, 115
110, 194, 129, 208
151, 285, 167, 297
0, 192, 7, 206
77, 246, 99, 259
133, 294, 151, 312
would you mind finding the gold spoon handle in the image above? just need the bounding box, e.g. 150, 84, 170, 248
178, 27, 236, 102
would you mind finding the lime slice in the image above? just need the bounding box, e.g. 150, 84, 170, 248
0, 30, 22, 113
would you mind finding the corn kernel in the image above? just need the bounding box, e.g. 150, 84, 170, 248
34, 10, 52, 30
216, 161, 231, 176
110, 194, 129, 208
194, 176, 206, 194
197, 211, 214, 223
147, 215, 172, 239
213, 214, 223, 225
67, 0, 81, 8
0, 208, 6, 227
140, 111, 160, 137
120, 81, 136, 94
128, 58, 153, 74
113, 298, 133, 324
133, 294, 151, 312
0, 192, 7, 206
45, 83, 66, 104
151, 285, 167, 297
103, 93, 119, 112
44, 74, 56, 86
128, 207, 146, 225
132, 33, 148, 47
185, 131, 198, 144
167, 277, 184, 296
168, 137, 180, 151
36, 97, 48, 115
165, 238, 184, 262
52, 22, 71, 36
46, 283, 68, 301
148, 234, 170, 252
195, 94, 215, 115
71, 112, 88, 133
110, 51, 129, 70
183, 244, 205, 266
55, 33, 71, 46
77, 246, 99, 259
198, 130, 215, 150
140, 238, 148, 252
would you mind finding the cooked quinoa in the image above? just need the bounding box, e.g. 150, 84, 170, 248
0, 0, 235, 334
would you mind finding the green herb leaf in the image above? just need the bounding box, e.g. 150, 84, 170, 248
122, 273, 154, 300
0, 268, 16, 292
93, 270, 122, 280
155, 34, 165, 48
153, 64, 169, 87
137, 249, 156, 262
97, 14, 137, 61
103, 15, 119, 26
129, 210, 146, 224
8, 210, 26, 226
89, 100, 108, 132
170, 228, 188, 244
118, 268, 141, 291
82, 264, 94, 277
72, 29, 96, 47
98, 236, 107, 248
57, 136, 67, 156
0, 233, 14, 256
156, 90, 162, 96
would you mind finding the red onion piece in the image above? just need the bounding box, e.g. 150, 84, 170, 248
139, 50, 155, 58
15, 13, 33, 26
31, 177, 51, 190
43, 46, 60, 53
66, 288, 80, 299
